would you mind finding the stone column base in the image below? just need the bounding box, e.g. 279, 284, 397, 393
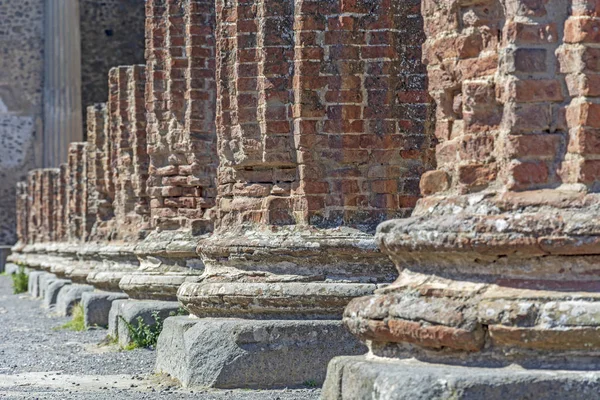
155, 317, 367, 389
322, 356, 600, 400
118, 230, 205, 301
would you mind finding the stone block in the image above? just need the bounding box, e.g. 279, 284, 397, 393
43, 279, 71, 310
108, 299, 181, 347
82, 291, 129, 328
155, 317, 367, 389
55, 284, 94, 317
27, 271, 47, 298
322, 356, 600, 400
38, 273, 57, 298
4, 263, 20, 275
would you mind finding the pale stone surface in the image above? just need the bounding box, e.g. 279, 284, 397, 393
55, 284, 94, 317
27, 270, 46, 297
155, 317, 367, 389
82, 291, 128, 328
5, 263, 20, 275
322, 356, 600, 400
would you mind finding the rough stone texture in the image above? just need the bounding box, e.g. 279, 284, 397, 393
323, 356, 600, 400
55, 283, 94, 317
108, 299, 182, 347
145, 0, 218, 234
0, 0, 44, 247
82, 291, 129, 328
156, 317, 366, 389
43, 279, 71, 310
67, 142, 89, 242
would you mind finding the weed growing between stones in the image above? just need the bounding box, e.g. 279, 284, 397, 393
58, 303, 86, 331
11, 267, 28, 294
120, 311, 163, 350
304, 380, 318, 388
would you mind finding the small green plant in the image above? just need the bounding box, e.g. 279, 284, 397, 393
11, 267, 28, 294
58, 303, 86, 331
120, 311, 164, 350
304, 380, 318, 388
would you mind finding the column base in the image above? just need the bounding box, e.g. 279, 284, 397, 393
155, 317, 367, 389
179, 225, 395, 319
119, 230, 205, 301
323, 356, 600, 400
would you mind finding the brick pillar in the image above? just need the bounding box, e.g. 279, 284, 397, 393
40, 169, 59, 243
145, 0, 217, 233
26, 170, 43, 246
84, 68, 149, 291
179, 0, 431, 319
55, 163, 69, 243
120, 0, 218, 301
86, 104, 114, 241
322, 1, 600, 398
108, 65, 151, 241
67, 143, 88, 243
165, 0, 432, 388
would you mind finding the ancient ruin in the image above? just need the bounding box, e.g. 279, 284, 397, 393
3, 0, 600, 397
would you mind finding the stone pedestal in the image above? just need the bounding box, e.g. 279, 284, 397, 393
156, 317, 366, 389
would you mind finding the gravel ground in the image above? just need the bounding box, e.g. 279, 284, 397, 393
0, 275, 321, 400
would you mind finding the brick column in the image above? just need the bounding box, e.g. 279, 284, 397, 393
322, 1, 600, 398
179, 0, 431, 323
84, 66, 149, 291
165, 0, 433, 389
40, 169, 59, 243
85, 104, 114, 241
67, 143, 88, 244
120, 0, 218, 301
